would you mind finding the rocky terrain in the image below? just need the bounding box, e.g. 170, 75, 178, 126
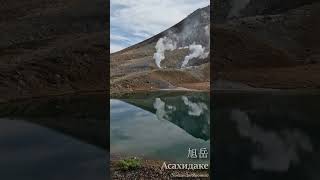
213, 0, 320, 89
110, 6, 210, 95
111, 157, 209, 179
111, 0, 320, 94
0, 0, 108, 102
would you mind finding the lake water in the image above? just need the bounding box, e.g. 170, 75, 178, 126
110, 91, 210, 164
0, 94, 108, 180
1, 91, 319, 179
213, 91, 320, 180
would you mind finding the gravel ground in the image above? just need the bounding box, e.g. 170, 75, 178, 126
111, 158, 210, 180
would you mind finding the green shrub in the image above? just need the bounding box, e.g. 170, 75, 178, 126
117, 157, 141, 170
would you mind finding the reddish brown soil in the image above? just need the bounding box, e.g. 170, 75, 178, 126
179, 82, 210, 91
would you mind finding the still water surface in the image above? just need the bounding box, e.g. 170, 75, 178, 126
213, 91, 320, 180
0, 94, 107, 180
1, 91, 318, 179
110, 91, 210, 163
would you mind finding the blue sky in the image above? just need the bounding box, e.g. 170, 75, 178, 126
110, 0, 210, 53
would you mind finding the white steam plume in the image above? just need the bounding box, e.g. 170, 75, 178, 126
153, 37, 177, 68
204, 25, 210, 37
181, 43, 209, 68
152, 7, 210, 69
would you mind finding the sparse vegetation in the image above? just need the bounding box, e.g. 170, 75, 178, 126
117, 157, 141, 171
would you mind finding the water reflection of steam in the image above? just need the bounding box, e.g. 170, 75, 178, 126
111, 99, 209, 162
182, 96, 208, 116
153, 96, 209, 120
151, 95, 210, 140
153, 98, 176, 121
231, 109, 313, 172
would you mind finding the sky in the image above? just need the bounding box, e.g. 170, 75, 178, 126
110, 0, 210, 53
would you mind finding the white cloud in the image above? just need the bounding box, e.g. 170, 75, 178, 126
110, 0, 210, 51
110, 33, 131, 42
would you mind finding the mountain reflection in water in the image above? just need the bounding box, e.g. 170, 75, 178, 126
110, 91, 210, 163
213, 91, 320, 180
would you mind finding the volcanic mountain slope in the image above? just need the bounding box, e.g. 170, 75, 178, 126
0, 0, 108, 102
213, 0, 320, 89
214, 0, 318, 23
110, 6, 210, 94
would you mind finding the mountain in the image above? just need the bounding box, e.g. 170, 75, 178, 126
112, 0, 320, 93
110, 6, 210, 95
213, 1, 320, 89
0, 0, 108, 102
214, 0, 318, 23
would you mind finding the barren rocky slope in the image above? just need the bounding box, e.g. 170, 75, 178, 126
214, 0, 318, 23
213, 1, 320, 89
112, 1, 320, 93
0, 0, 108, 102
110, 6, 210, 95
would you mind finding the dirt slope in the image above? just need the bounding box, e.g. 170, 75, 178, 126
213, 2, 320, 89
0, 0, 108, 102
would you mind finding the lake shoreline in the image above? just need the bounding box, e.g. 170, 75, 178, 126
0, 90, 107, 104
110, 92, 210, 179
110, 155, 210, 179
111, 87, 320, 99
110, 88, 210, 99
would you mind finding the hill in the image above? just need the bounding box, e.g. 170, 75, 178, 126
213, 1, 320, 89
110, 6, 210, 94
0, 0, 108, 102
